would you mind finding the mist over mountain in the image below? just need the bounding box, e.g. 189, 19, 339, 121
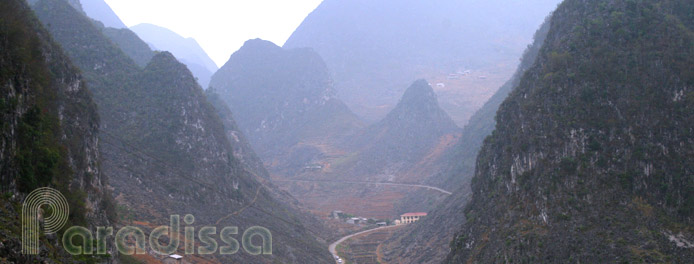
347, 80, 459, 178
210, 39, 363, 172
131, 23, 218, 88
80, 0, 126, 29
273, 79, 460, 219
3, 0, 694, 263
285, 0, 562, 123
31, 0, 333, 262
446, 0, 694, 262
101, 26, 156, 67
382, 17, 552, 264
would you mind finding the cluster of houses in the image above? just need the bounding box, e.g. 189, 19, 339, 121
332, 211, 382, 225
332, 210, 427, 227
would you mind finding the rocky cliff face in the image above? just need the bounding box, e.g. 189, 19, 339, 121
448, 0, 694, 262
380, 16, 552, 264
32, 0, 334, 262
0, 0, 113, 262
210, 39, 363, 173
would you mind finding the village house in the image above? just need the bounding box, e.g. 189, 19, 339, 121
399, 212, 427, 224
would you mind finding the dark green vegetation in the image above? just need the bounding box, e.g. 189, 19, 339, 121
31, 0, 334, 262
447, 0, 694, 262
0, 0, 113, 262
102, 26, 155, 68
381, 17, 552, 264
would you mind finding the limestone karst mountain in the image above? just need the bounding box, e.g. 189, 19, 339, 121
31, 0, 334, 262
0, 0, 114, 262
210, 39, 363, 174
130, 23, 218, 88
349, 80, 459, 173
285, 0, 562, 123
5, 0, 694, 263
277, 80, 460, 218
381, 17, 552, 264
446, 0, 694, 262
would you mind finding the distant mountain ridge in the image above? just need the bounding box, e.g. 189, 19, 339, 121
285, 0, 562, 122
80, 0, 127, 28
273, 79, 460, 218
210, 39, 363, 172
347, 79, 459, 177
130, 23, 218, 88
31, 0, 334, 262
381, 17, 552, 264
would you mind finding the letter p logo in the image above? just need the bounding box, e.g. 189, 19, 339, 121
22, 187, 69, 255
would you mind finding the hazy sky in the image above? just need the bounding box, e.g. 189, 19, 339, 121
104, 0, 323, 67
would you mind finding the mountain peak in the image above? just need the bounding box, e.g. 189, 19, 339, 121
352, 79, 458, 165
241, 38, 280, 50
149, 50, 178, 64
386, 80, 456, 129
211, 38, 362, 161
130, 23, 218, 87
145, 51, 190, 75
399, 79, 438, 107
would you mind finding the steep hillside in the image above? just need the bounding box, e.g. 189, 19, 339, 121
428, 16, 553, 192
101, 26, 156, 68
206, 89, 270, 180
285, 0, 562, 122
381, 17, 552, 264
0, 0, 114, 262
210, 39, 363, 173
130, 23, 218, 88
275, 80, 460, 218
448, 0, 694, 262
344, 80, 459, 181
32, 0, 334, 262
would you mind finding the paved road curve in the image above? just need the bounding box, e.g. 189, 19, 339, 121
273, 179, 453, 195
328, 225, 400, 263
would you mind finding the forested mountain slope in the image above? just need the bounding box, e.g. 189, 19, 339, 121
448, 0, 694, 262
0, 0, 114, 262
32, 0, 334, 262
381, 15, 552, 264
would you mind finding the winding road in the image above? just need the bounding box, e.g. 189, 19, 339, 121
328, 225, 400, 262
273, 179, 452, 195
